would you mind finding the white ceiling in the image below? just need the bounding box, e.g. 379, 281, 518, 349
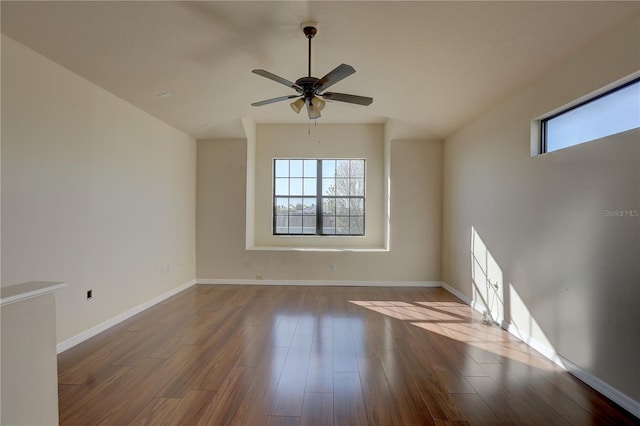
2, 1, 638, 140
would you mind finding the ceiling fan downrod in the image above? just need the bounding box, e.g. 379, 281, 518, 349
303, 24, 317, 78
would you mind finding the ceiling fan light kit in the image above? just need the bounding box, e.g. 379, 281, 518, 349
290, 97, 305, 113
251, 22, 372, 120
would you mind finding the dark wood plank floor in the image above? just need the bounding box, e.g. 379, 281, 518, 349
58, 285, 636, 425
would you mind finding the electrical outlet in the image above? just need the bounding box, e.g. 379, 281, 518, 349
256, 274, 264, 280
331, 264, 337, 272
87, 289, 93, 300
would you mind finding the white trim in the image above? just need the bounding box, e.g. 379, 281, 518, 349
560, 356, 640, 418
56, 279, 196, 354
440, 281, 640, 419
500, 321, 639, 416
0, 281, 68, 306
197, 278, 441, 287
502, 322, 565, 368
440, 281, 472, 305
245, 246, 388, 252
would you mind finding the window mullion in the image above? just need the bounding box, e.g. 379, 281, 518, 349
287, 160, 291, 234
316, 160, 322, 235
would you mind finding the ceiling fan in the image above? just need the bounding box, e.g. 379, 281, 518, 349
251, 22, 373, 119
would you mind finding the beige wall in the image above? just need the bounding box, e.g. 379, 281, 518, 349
1, 292, 59, 425
253, 124, 386, 249
1, 35, 197, 342
442, 15, 640, 401
197, 134, 441, 282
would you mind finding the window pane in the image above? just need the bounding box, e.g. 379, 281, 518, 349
290, 178, 303, 195
302, 216, 316, 234
289, 216, 302, 234
350, 178, 364, 196
290, 160, 303, 177
275, 160, 289, 177
275, 178, 288, 195
334, 179, 349, 196
323, 198, 335, 215
322, 178, 335, 196
275, 215, 288, 234
275, 197, 288, 215
350, 199, 364, 215
336, 160, 349, 177
350, 160, 364, 177
545, 79, 640, 152
289, 198, 302, 214
336, 217, 350, 234
322, 160, 335, 177
303, 198, 316, 215
336, 198, 349, 215
322, 216, 336, 234
350, 216, 364, 235
303, 178, 316, 196
304, 160, 317, 177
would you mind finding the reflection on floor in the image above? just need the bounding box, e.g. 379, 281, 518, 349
57, 285, 635, 425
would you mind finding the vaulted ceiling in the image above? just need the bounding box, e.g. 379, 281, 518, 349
2, 1, 638, 139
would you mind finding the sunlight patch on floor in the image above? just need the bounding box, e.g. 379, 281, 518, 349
349, 299, 558, 371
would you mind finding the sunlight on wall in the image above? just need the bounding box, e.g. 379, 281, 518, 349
471, 226, 504, 323
470, 226, 563, 367
508, 283, 564, 365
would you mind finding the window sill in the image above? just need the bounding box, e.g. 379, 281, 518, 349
246, 245, 388, 252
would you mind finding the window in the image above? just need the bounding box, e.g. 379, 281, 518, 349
541, 78, 640, 153
273, 159, 365, 235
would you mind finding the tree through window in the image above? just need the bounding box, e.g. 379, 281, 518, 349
273, 159, 365, 235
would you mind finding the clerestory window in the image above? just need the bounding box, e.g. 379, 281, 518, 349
541, 78, 640, 153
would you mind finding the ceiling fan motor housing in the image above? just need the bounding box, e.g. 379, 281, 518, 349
295, 76, 320, 100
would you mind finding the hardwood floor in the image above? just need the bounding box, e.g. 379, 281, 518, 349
58, 285, 636, 425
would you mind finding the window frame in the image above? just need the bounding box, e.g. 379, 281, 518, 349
540, 77, 640, 154
272, 158, 366, 236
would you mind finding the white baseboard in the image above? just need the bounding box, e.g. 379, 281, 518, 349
560, 356, 640, 418
441, 282, 499, 320
440, 281, 639, 419
440, 281, 472, 305
56, 279, 196, 354
196, 278, 442, 287
501, 322, 565, 368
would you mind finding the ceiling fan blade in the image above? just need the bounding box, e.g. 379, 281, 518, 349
321, 92, 373, 106
314, 64, 356, 91
252, 69, 302, 92
251, 95, 300, 107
